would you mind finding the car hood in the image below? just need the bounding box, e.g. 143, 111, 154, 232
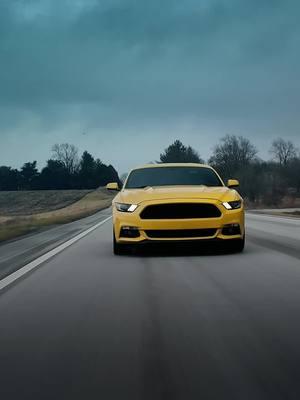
116, 186, 239, 204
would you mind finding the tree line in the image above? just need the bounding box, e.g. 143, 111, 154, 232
0, 143, 121, 191
1, 136, 299, 206
159, 137, 300, 206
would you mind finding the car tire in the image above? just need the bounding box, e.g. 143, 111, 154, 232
113, 231, 129, 255
231, 235, 245, 253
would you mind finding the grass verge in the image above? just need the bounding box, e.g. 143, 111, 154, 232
249, 210, 300, 218
0, 189, 113, 243
0, 190, 92, 216
283, 211, 300, 217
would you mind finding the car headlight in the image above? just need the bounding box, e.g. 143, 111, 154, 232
115, 203, 138, 212
222, 200, 242, 210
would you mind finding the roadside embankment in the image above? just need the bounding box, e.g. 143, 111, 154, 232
0, 189, 113, 242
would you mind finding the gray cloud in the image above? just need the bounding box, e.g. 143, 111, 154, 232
0, 0, 299, 172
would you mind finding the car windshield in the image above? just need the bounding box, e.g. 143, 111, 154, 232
125, 167, 223, 188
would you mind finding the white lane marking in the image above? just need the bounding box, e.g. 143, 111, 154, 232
0, 216, 112, 292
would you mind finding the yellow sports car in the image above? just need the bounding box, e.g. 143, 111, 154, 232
107, 163, 245, 254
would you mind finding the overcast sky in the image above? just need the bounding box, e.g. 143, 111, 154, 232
1, 0, 299, 173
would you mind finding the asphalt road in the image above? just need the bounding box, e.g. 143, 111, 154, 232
0, 213, 300, 399
0, 208, 112, 280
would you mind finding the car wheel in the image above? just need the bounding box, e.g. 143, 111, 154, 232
113, 231, 129, 255
231, 235, 245, 253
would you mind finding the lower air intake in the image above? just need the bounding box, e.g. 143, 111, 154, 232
145, 229, 217, 239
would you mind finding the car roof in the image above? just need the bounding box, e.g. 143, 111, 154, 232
132, 163, 213, 170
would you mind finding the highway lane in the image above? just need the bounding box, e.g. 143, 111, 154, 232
246, 212, 300, 259
0, 214, 300, 399
0, 208, 112, 280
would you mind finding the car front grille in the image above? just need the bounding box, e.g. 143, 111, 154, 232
140, 203, 221, 219
145, 229, 217, 238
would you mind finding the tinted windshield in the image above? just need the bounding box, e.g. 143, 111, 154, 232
125, 167, 223, 188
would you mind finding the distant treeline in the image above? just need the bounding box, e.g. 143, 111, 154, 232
159, 137, 300, 206
1, 137, 300, 206
0, 143, 121, 191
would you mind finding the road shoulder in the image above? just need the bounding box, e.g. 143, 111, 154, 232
0, 208, 112, 282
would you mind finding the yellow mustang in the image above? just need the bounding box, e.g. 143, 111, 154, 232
107, 163, 245, 254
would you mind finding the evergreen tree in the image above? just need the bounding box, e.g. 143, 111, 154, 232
160, 140, 203, 163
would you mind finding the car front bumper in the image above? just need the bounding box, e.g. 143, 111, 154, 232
113, 199, 245, 243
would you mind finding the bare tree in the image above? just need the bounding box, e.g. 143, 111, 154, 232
209, 135, 257, 177
270, 138, 297, 165
51, 143, 79, 174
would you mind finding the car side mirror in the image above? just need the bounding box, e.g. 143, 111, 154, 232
227, 179, 239, 188
106, 182, 120, 191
